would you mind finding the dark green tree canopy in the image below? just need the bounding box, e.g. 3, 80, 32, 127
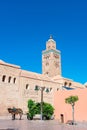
27, 99, 54, 120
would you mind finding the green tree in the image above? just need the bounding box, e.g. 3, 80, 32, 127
42, 102, 54, 120
27, 99, 36, 119
35, 102, 41, 114
35, 102, 54, 119
65, 95, 79, 124
27, 99, 54, 120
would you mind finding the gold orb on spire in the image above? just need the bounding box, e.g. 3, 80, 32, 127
50, 34, 53, 39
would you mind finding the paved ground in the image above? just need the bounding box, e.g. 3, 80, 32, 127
0, 116, 87, 130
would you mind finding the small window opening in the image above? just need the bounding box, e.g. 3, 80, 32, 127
13, 78, 16, 84
35, 85, 39, 91
69, 82, 72, 87
64, 82, 67, 86
26, 84, 29, 90
8, 76, 11, 83
2, 75, 6, 82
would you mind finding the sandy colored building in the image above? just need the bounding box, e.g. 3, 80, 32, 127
0, 36, 86, 117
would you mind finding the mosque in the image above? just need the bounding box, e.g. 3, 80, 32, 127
0, 36, 86, 121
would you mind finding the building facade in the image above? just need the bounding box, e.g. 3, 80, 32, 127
0, 36, 85, 115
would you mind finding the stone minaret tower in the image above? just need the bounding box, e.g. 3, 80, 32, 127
42, 36, 61, 77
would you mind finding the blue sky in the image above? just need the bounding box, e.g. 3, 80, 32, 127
0, 0, 87, 84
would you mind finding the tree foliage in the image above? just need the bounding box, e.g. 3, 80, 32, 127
43, 102, 54, 119
27, 99, 36, 119
65, 95, 79, 106
65, 95, 79, 125
27, 99, 54, 120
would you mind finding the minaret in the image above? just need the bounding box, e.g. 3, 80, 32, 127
42, 36, 61, 77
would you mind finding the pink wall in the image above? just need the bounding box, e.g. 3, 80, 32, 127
54, 88, 87, 122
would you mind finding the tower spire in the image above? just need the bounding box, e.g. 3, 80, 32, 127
42, 36, 61, 77
50, 34, 53, 39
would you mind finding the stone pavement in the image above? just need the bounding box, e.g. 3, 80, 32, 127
0, 116, 87, 130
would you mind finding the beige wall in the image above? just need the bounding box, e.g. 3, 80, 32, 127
20, 74, 60, 113
0, 63, 21, 115
0, 61, 61, 115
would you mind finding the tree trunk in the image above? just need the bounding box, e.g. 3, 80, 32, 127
41, 88, 43, 120
72, 105, 74, 125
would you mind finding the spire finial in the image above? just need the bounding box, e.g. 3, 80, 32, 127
50, 34, 53, 39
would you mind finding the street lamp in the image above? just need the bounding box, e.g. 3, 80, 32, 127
40, 86, 45, 120
35, 85, 46, 120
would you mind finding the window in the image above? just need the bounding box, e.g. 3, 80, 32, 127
50, 88, 52, 91
46, 62, 49, 66
53, 53, 59, 59
69, 82, 72, 87
52, 46, 55, 49
8, 76, 11, 83
34, 85, 39, 91
45, 88, 49, 93
57, 88, 59, 91
46, 56, 49, 59
13, 78, 16, 84
46, 72, 49, 75
64, 82, 67, 86
26, 84, 29, 90
55, 62, 59, 68
48, 46, 50, 49
2, 75, 6, 82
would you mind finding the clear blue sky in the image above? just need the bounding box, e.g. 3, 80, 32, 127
0, 0, 87, 84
